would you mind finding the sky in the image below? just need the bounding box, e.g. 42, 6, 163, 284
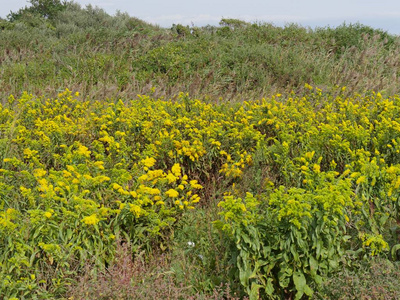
1, 0, 400, 35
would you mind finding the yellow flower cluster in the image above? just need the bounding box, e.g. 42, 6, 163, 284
3, 87, 400, 296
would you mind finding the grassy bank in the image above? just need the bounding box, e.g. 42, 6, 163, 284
1, 2, 399, 101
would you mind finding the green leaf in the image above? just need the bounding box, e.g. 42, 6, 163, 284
328, 258, 338, 269
250, 283, 262, 300
278, 266, 290, 288
265, 277, 275, 296
248, 226, 260, 251
309, 256, 318, 276
313, 274, 323, 286
290, 244, 299, 262
391, 244, 400, 260
32, 224, 45, 240
238, 251, 251, 287
304, 284, 314, 296
293, 270, 306, 299
241, 232, 252, 246
343, 235, 351, 241
67, 228, 72, 240
316, 240, 322, 259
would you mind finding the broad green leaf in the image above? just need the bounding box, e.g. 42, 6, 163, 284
309, 256, 318, 276
293, 270, 306, 299
250, 283, 262, 300
316, 240, 322, 259
265, 277, 275, 296
313, 274, 323, 286
290, 244, 299, 262
304, 284, 314, 296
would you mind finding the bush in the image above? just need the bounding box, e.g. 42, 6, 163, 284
8, 0, 69, 22
216, 171, 354, 299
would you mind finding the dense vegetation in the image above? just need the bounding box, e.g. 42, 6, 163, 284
1, 1, 400, 299
1, 1, 400, 102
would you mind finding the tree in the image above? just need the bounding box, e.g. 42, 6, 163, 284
7, 0, 69, 22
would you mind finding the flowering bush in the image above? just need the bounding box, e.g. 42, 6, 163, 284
0, 90, 258, 297
215, 86, 400, 299
2, 86, 400, 298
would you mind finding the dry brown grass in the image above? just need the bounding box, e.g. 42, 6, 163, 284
67, 240, 244, 300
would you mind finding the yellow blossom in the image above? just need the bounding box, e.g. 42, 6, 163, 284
166, 189, 179, 198
141, 157, 156, 168
75, 145, 91, 158
33, 168, 47, 178
356, 176, 366, 185
130, 205, 142, 217
190, 180, 203, 189
166, 173, 177, 183
171, 163, 181, 177
81, 214, 100, 225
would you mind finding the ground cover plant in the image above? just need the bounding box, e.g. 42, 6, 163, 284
1, 87, 400, 299
2, 1, 400, 299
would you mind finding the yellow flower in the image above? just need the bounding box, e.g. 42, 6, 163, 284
141, 157, 156, 168
23, 148, 38, 159
63, 170, 72, 178
356, 176, 366, 185
171, 163, 181, 177
305, 151, 315, 160
81, 214, 100, 225
75, 145, 91, 158
386, 166, 397, 174
33, 168, 47, 178
44, 211, 52, 218
191, 194, 200, 204
166, 189, 179, 198
166, 173, 177, 183
149, 188, 160, 195
190, 180, 202, 189
112, 183, 122, 190
130, 204, 142, 217
164, 119, 173, 126
94, 161, 105, 170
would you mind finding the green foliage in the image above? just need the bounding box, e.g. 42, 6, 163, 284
315, 22, 396, 56
219, 18, 250, 30
0, 18, 15, 30
171, 23, 191, 37
216, 171, 354, 299
1, 6, 399, 101
7, 0, 69, 22
3, 86, 400, 298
